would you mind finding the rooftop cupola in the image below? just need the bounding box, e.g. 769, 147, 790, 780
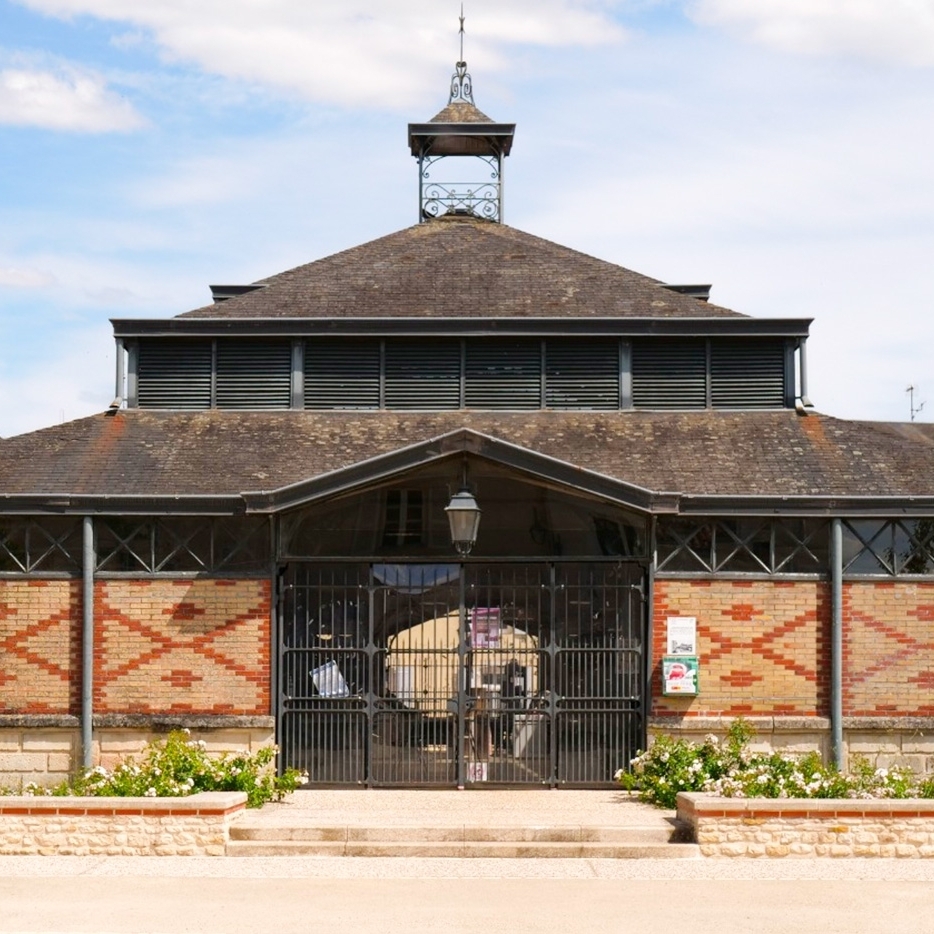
408, 12, 515, 222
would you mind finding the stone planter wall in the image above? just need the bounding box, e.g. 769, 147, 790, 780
0, 791, 246, 856
678, 792, 934, 857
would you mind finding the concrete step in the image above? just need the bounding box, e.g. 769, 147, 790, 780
228, 823, 691, 845
225, 819, 697, 857
225, 838, 701, 858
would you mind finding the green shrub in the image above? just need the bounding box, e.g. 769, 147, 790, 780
617, 719, 934, 808
3, 731, 307, 808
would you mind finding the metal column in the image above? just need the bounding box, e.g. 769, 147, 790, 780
830, 518, 844, 769
81, 517, 95, 770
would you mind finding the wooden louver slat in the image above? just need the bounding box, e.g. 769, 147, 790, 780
384, 340, 460, 409
305, 340, 380, 409
465, 339, 540, 409
545, 340, 619, 409
137, 339, 212, 409
710, 339, 786, 408
216, 340, 291, 409
631, 340, 706, 409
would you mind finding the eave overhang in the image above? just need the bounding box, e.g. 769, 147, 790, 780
677, 494, 934, 517
408, 122, 516, 157
0, 494, 245, 517
111, 316, 813, 340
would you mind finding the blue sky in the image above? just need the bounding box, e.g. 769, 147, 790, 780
1, 0, 933, 436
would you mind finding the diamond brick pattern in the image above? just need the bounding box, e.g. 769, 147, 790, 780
844, 582, 934, 716
653, 580, 830, 717
0, 581, 80, 714
94, 579, 270, 715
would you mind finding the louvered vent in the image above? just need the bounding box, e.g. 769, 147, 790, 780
305, 340, 380, 409
711, 339, 786, 408
632, 340, 706, 409
385, 340, 460, 409
137, 339, 212, 409
545, 340, 619, 409
465, 340, 540, 409
216, 340, 291, 409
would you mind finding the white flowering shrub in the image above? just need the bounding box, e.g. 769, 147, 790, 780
2, 731, 308, 807
617, 719, 934, 809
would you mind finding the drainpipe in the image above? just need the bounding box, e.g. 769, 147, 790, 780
111, 338, 125, 409
830, 518, 844, 770
81, 517, 95, 769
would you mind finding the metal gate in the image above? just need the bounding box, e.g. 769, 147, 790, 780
278, 561, 645, 787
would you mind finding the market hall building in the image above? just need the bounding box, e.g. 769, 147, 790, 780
2, 58, 934, 790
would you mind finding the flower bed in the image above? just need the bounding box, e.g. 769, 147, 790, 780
617, 719, 934, 809
678, 792, 934, 857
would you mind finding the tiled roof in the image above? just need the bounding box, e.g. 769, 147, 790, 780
429, 101, 494, 123
179, 215, 744, 320
1, 409, 932, 506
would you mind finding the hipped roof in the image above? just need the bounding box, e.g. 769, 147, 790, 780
178, 215, 745, 320
2, 409, 933, 515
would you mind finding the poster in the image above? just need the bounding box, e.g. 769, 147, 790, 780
471, 607, 501, 648
666, 616, 697, 656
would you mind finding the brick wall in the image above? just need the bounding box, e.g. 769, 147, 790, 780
0, 581, 81, 714
94, 579, 271, 716
652, 580, 829, 717
844, 581, 934, 717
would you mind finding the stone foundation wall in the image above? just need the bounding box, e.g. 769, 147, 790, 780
678, 792, 934, 857
0, 792, 246, 856
649, 715, 934, 776
0, 716, 275, 790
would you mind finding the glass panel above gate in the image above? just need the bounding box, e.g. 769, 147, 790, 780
280, 459, 647, 560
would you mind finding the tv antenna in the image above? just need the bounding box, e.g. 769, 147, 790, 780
907, 385, 926, 422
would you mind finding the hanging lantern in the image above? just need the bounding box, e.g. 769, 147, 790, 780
445, 488, 482, 555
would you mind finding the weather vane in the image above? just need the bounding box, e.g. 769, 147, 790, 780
449, 5, 474, 104
459, 4, 466, 64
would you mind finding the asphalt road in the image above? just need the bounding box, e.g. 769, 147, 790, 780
2, 858, 934, 934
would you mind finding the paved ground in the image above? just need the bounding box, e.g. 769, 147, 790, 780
236, 787, 675, 828
3, 790, 934, 933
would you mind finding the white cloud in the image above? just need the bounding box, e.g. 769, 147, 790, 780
691, 0, 934, 66
13, 1, 626, 107
0, 265, 58, 288
0, 64, 144, 131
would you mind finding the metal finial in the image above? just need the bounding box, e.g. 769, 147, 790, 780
449, 5, 474, 104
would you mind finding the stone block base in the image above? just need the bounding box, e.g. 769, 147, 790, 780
649, 716, 934, 775
0, 716, 275, 790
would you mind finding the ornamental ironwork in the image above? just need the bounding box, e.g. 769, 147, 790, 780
0, 518, 82, 574
420, 155, 501, 221
449, 60, 474, 105
656, 518, 828, 575
95, 516, 269, 574
842, 519, 934, 576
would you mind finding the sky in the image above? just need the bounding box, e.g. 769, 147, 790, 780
1, 0, 933, 437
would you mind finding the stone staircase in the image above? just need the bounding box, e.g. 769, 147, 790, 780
226, 818, 699, 858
